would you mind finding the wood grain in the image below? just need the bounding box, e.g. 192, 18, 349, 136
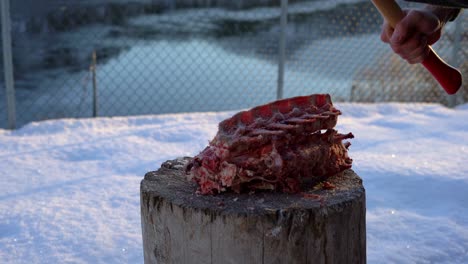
141, 157, 366, 264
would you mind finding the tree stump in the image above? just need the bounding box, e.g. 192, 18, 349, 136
140, 157, 366, 264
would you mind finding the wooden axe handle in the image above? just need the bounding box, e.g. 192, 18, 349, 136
371, 0, 462, 95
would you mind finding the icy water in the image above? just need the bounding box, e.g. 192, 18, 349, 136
1, 0, 386, 128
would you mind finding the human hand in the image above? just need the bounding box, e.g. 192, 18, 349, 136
380, 8, 442, 64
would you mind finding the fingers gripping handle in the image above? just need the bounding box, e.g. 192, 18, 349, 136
371, 0, 462, 95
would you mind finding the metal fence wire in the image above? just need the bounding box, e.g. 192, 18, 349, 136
1, 0, 467, 128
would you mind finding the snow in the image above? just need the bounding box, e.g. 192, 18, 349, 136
1, 102, 468, 263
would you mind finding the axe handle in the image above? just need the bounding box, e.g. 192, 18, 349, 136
371, 0, 405, 28
371, 0, 462, 95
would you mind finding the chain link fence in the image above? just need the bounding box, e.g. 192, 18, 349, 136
1, 0, 467, 129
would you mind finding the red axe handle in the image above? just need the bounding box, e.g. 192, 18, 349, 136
371, 0, 462, 95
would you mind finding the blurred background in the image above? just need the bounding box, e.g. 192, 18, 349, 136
0, 0, 466, 129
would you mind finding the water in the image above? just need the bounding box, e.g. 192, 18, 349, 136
1, 0, 386, 128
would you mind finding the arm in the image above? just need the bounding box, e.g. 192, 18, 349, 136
427, 5, 462, 22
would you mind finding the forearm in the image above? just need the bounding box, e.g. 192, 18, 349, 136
425, 4, 462, 24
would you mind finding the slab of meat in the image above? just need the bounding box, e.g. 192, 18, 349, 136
186, 94, 353, 194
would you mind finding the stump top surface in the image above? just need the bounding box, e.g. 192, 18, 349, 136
141, 158, 364, 216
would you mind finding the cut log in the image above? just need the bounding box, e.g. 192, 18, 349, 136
140, 157, 366, 264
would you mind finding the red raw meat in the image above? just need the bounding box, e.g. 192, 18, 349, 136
186, 94, 353, 194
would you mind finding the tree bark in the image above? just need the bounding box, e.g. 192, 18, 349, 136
141, 157, 366, 264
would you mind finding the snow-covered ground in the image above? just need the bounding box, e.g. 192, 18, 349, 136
0, 101, 467, 263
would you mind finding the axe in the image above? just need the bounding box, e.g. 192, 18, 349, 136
371, 0, 462, 95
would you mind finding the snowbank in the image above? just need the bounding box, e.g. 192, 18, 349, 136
0, 102, 467, 263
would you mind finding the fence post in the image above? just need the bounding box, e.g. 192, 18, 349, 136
277, 0, 288, 100
91, 50, 98, 117
1, 0, 16, 129
448, 12, 463, 107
